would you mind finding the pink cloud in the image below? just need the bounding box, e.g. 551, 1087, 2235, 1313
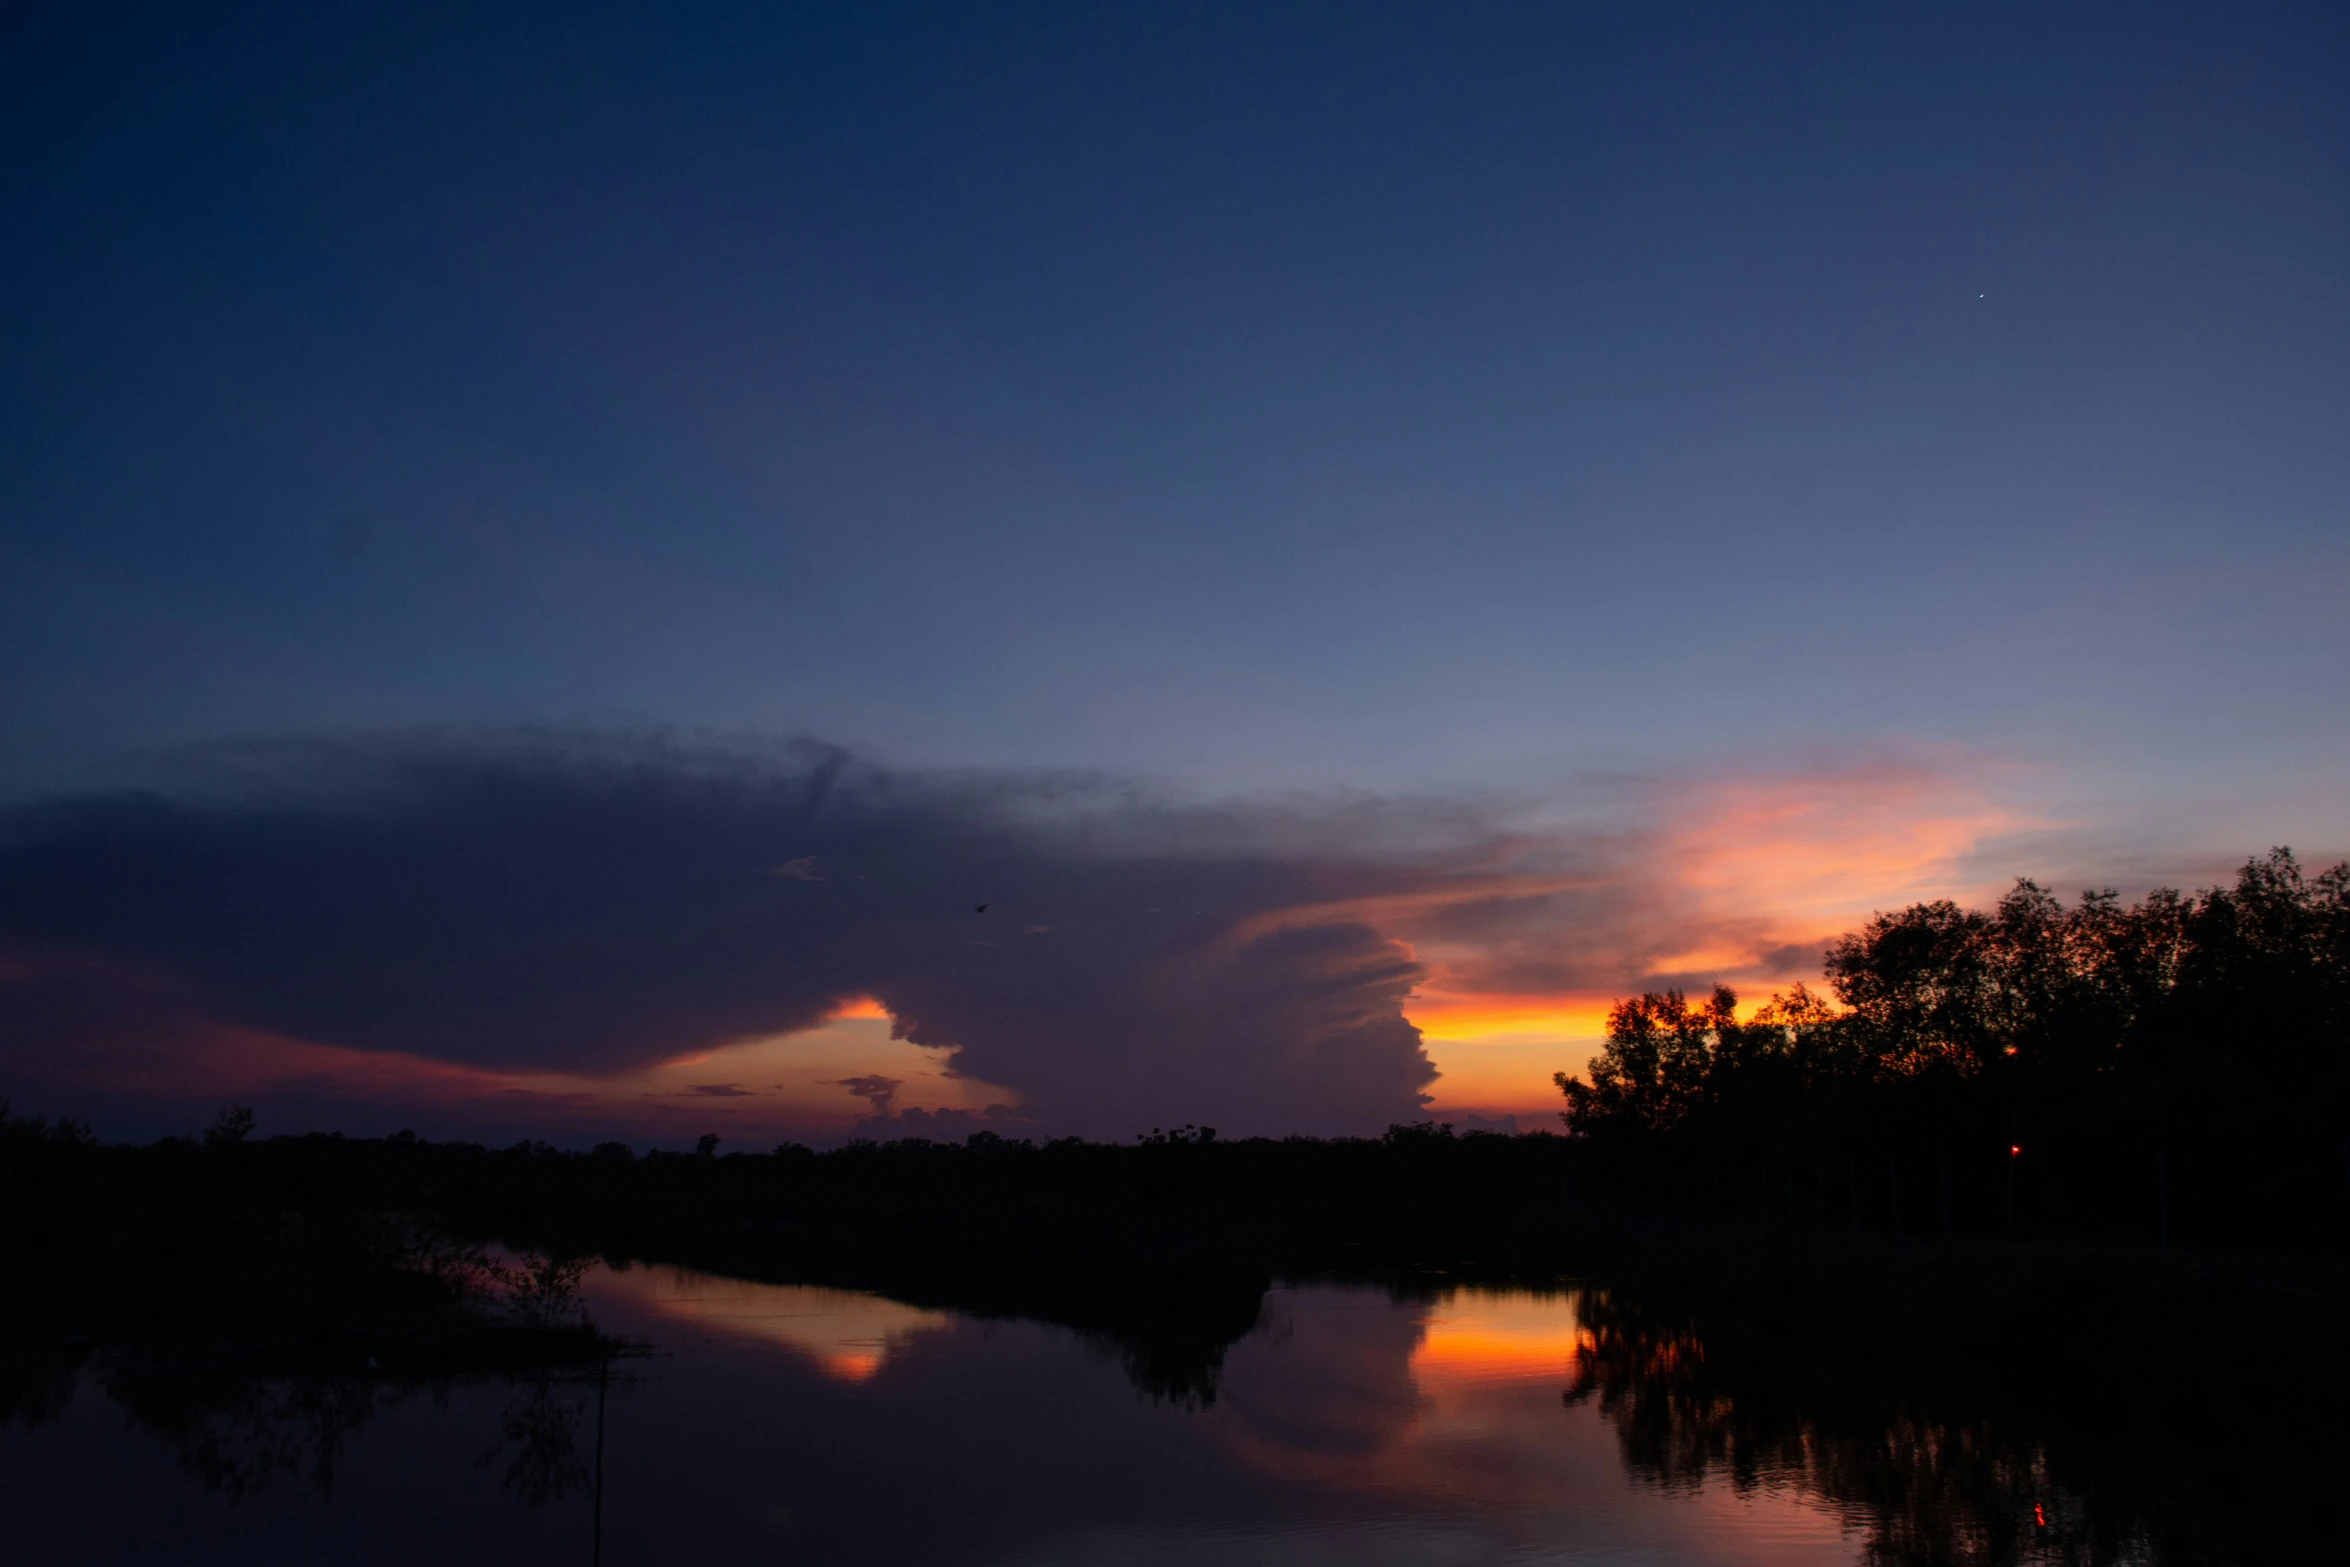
0, 734, 2231, 1141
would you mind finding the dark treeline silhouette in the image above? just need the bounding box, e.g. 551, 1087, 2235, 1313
2, 1102, 629, 1521
6, 854, 2347, 1442
9, 856, 2344, 1560
0, 1099, 619, 1380
1, 1099, 1568, 1410
1555, 849, 2350, 1251
15, 1100, 2345, 1410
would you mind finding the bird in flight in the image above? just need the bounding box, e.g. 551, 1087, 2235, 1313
974, 903, 989, 914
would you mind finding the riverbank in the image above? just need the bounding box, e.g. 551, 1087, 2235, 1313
0, 1115, 632, 1393
13, 1116, 2347, 1401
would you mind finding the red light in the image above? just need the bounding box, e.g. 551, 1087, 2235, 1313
2009, 1144, 2021, 1156
2034, 1502, 2048, 1528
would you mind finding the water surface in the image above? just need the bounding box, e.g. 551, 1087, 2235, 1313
0, 1264, 2103, 1563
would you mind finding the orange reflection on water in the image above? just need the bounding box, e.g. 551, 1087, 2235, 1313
588, 1266, 951, 1381
1410, 1290, 1593, 1389
1206, 1286, 1859, 1561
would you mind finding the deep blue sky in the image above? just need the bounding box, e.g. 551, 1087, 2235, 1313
5, 1, 2346, 817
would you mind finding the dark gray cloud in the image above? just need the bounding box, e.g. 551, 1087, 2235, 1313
831, 1074, 905, 1114
0, 733, 1451, 1137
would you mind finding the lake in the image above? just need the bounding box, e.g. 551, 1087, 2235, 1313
0, 1260, 2225, 1563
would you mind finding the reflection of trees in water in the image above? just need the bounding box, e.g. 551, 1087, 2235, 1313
101, 1371, 387, 1503
1085, 1328, 1228, 1409
0, 1358, 81, 1430
8, 1361, 606, 1510
1067, 1279, 1271, 1411
1563, 1287, 2144, 1567
476, 1376, 593, 1506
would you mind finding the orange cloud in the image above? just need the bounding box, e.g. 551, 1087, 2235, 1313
1388, 754, 2048, 1117
0, 742, 2054, 1141
1659, 759, 2043, 933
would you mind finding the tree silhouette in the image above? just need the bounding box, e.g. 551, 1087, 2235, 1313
1556, 849, 2350, 1246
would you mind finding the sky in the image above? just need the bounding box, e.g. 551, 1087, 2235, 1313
2, 2, 2345, 1144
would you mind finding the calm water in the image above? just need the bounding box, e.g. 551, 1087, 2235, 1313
2, 1264, 2138, 1564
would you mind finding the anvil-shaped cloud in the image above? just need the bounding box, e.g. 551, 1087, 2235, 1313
0, 733, 2052, 1141
0, 736, 1454, 1137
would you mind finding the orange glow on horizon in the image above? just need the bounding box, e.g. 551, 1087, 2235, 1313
1388, 760, 2037, 1113
1407, 993, 1611, 1042
2, 756, 2045, 1141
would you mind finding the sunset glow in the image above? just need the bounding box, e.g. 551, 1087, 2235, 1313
1661, 764, 2047, 927
0, 756, 2073, 1137
5, 8, 2345, 1560
1399, 758, 2044, 1119
0, 0, 2342, 1157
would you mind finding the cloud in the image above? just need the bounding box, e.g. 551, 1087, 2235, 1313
830, 1074, 904, 1114
1395, 756, 2051, 1010
0, 731, 2090, 1139
0, 734, 1449, 1137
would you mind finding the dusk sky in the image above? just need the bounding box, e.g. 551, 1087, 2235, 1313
3, 3, 2345, 1144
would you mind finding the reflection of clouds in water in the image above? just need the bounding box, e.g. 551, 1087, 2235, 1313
588, 1265, 951, 1382
581, 1270, 1848, 1558
1206, 1286, 1858, 1562
1214, 1289, 1427, 1457
19, 1249, 2287, 1564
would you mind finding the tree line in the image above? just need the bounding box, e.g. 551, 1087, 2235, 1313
1555, 849, 2350, 1248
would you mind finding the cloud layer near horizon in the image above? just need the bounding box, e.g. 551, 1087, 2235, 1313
1, 736, 1463, 1137
0, 731, 2092, 1142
